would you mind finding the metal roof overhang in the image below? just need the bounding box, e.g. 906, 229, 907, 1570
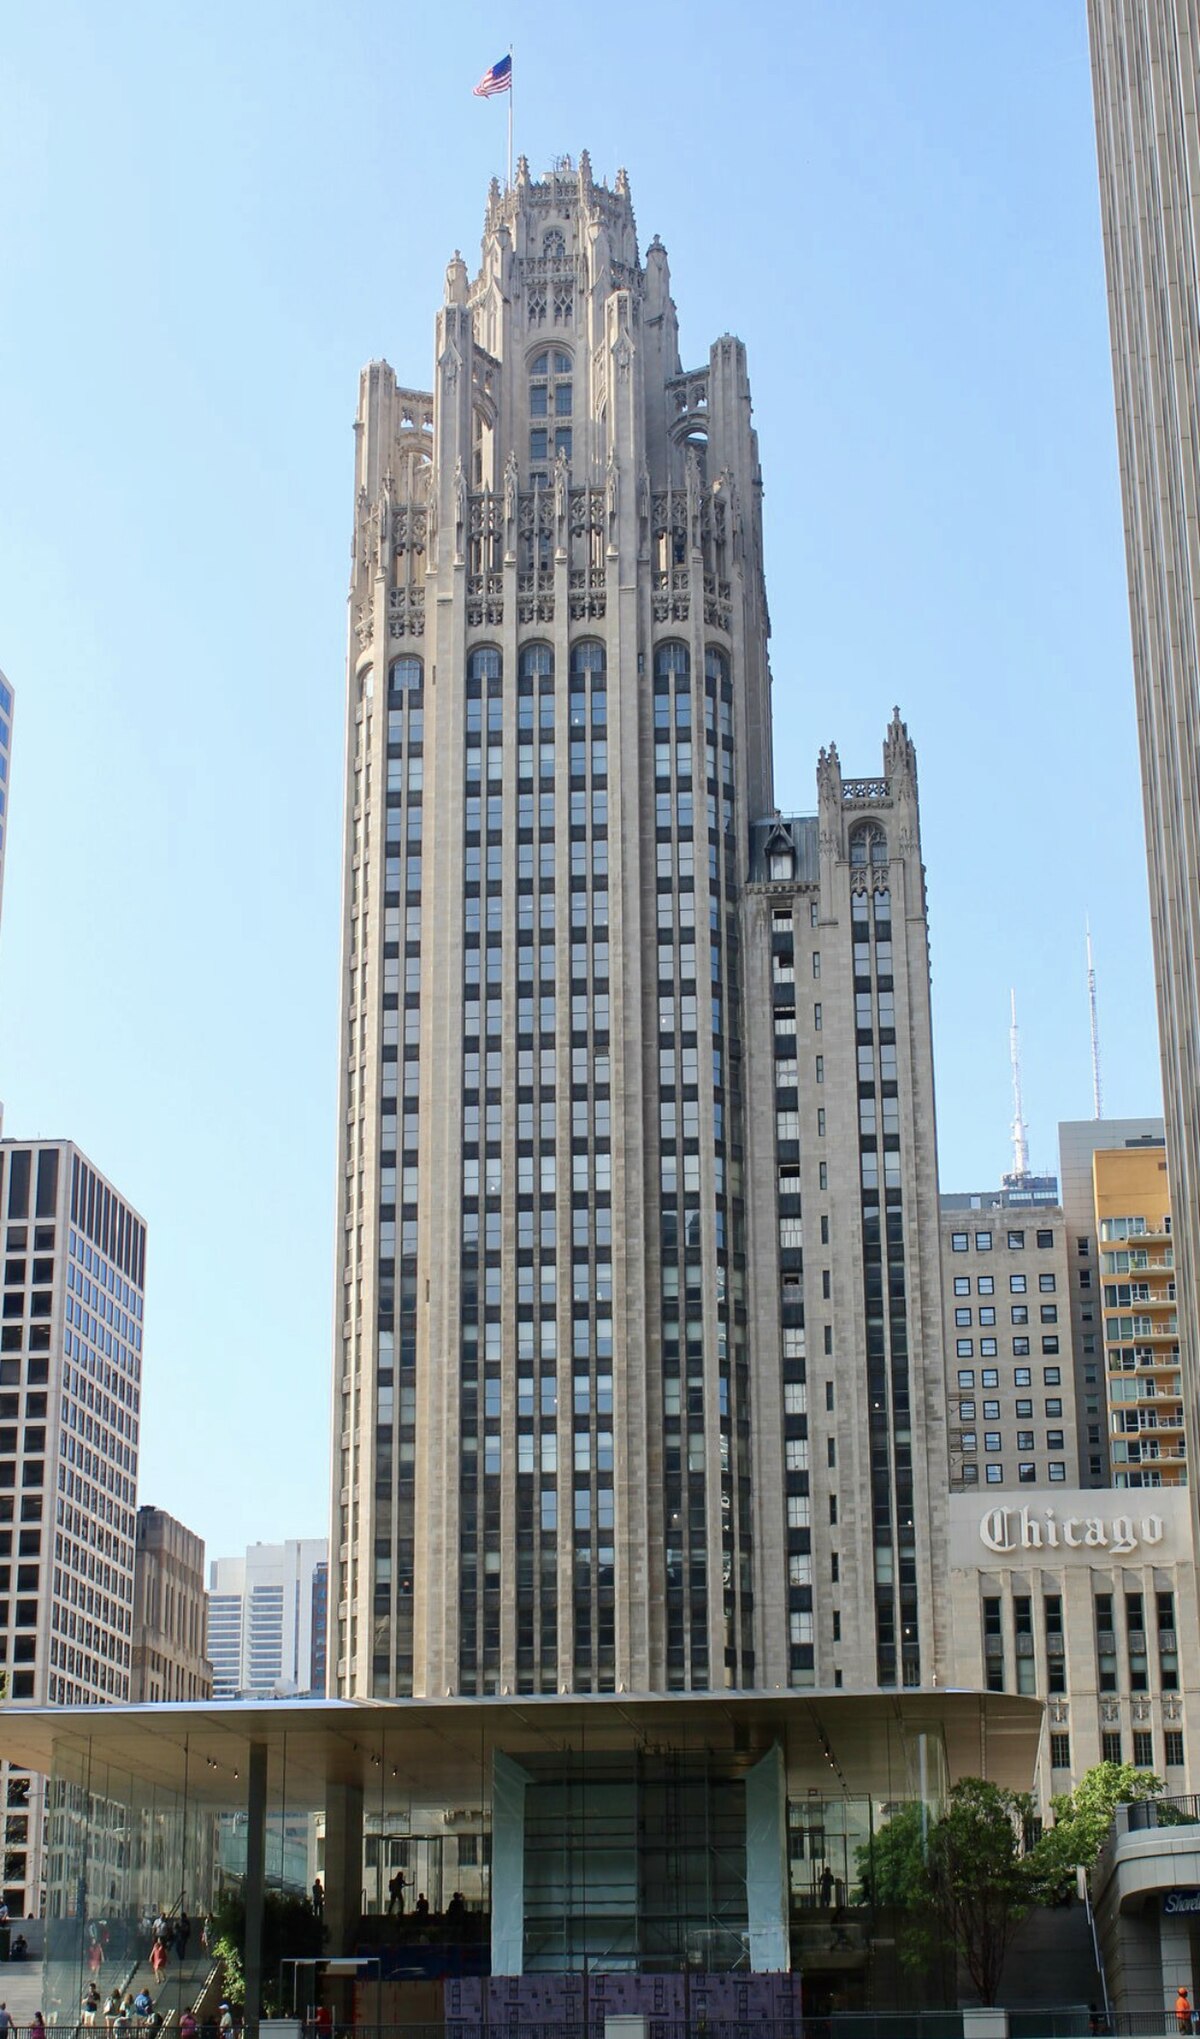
0, 1689, 1042, 1811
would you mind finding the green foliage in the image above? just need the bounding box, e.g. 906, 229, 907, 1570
208, 1889, 324, 2017
1029, 1761, 1167, 1903
855, 1801, 930, 1907
859, 1780, 1038, 2006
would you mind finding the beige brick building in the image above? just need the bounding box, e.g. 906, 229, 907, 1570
130, 1505, 210, 1704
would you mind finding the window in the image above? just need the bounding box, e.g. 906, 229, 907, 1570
951, 1233, 968, 1253
1101, 1731, 1122, 1764
1019, 1462, 1036, 1483
1015, 1400, 1033, 1418
957, 1369, 974, 1389
1008, 1231, 1025, 1250
849, 821, 887, 866
955, 1309, 973, 1327
1133, 1731, 1154, 1769
1046, 1398, 1062, 1417
978, 1276, 994, 1295
976, 1231, 993, 1251
983, 1400, 1000, 1419
1015, 1369, 1031, 1386
954, 1277, 970, 1297
956, 1340, 974, 1358
1036, 1229, 1054, 1249
982, 1369, 999, 1389
1048, 1463, 1066, 1482
1039, 1273, 1057, 1292
980, 1338, 998, 1357
1166, 1731, 1185, 1767
986, 1464, 1003, 1482
1010, 1274, 1027, 1294
979, 1307, 996, 1326
959, 1399, 976, 1418
984, 1432, 1002, 1452
1050, 1733, 1071, 1769
529, 351, 573, 472
1042, 1335, 1060, 1355
467, 646, 502, 684
1040, 1304, 1059, 1323
389, 655, 423, 692
1044, 1368, 1061, 1386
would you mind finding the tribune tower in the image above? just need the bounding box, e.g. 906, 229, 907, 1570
332, 157, 948, 1701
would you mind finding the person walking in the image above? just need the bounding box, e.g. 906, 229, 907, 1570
387, 1870, 408, 1917
0, 2003, 11, 2039
176, 1909, 191, 1963
30, 2014, 45, 2039
1177, 1987, 1193, 2034
82, 1986, 101, 2027
311, 1879, 323, 1920
179, 2009, 197, 2039
150, 1937, 167, 1981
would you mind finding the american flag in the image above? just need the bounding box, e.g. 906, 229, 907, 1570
473, 53, 512, 97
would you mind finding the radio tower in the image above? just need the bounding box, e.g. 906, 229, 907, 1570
1009, 988, 1030, 1179
1087, 918, 1104, 1119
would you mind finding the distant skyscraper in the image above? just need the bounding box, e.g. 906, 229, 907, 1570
206, 1538, 328, 1699
1088, 1, 1200, 1542
332, 156, 950, 1701
0, 1137, 145, 1912
131, 1505, 211, 1703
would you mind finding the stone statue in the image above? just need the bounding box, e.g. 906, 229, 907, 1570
504, 448, 519, 531
453, 457, 468, 557
606, 444, 619, 534
554, 448, 569, 532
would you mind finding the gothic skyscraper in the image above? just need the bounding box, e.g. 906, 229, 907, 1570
332, 157, 948, 1701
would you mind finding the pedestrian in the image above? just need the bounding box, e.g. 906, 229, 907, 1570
176, 1909, 191, 1963
386, 1870, 407, 1917
30, 2014, 45, 2039
199, 1916, 210, 1955
150, 1938, 167, 1981
113, 1997, 129, 2039
83, 1985, 101, 2027
219, 2001, 234, 2039
0, 2004, 11, 2039
819, 1864, 834, 1907
311, 1879, 323, 1920
104, 1992, 121, 2032
179, 2010, 197, 2039
1178, 1987, 1193, 2034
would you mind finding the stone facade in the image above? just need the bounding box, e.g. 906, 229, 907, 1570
331, 158, 950, 1702
130, 1505, 210, 1704
948, 1486, 1200, 1817
1088, 0, 1200, 1568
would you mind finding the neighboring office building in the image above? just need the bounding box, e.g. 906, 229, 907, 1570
1088, 0, 1200, 1563
131, 1505, 211, 1703
948, 1485, 1200, 1819
1093, 1139, 1184, 1492
940, 1191, 1080, 1492
0, 1138, 145, 1913
309, 1559, 327, 1698
332, 155, 951, 1700
1059, 1120, 1179, 1491
207, 1539, 328, 1699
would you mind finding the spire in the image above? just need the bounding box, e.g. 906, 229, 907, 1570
1086, 918, 1104, 1119
1009, 989, 1030, 1179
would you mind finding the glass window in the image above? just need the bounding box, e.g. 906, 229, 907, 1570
467, 647, 502, 684
976, 1231, 992, 1251
953, 1277, 970, 1296
951, 1233, 968, 1253
1010, 1274, 1027, 1293
1007, 1231, 1025, 1250
978, 1276, 994, 1295
957, 1370, 974, 1388
986, 1464, 1003, 1483
1039, 1273, 1057, 1292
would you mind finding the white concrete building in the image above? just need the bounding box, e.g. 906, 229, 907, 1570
207, 1538, 328, 1699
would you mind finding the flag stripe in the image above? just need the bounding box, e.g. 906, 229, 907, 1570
473, 54, 512, 97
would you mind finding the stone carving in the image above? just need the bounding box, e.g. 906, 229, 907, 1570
606, 445, 619, 537
453, 458, 468, 560
504, 449, 519, 540
554, 448, 569, 536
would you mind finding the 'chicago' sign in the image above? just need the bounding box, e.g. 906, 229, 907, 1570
979, 1504, 1164, 1556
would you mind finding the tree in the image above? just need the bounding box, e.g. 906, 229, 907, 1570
209, 1888, 324, 2017
1030, 1761, 1167, 1904
922, 1779, 1038, 2005
855, 1802, 930, 1907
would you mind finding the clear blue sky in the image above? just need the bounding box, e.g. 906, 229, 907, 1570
0, 1, 1157, 1563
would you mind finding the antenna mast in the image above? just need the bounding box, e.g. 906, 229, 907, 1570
1009, 989, 1030, 1179
1087, 919, 1103, 1119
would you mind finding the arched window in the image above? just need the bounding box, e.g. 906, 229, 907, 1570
849, 821, 888, 867
705, 647, 729, 688
389, 656, 422, 694
543, 229, 566, 261
529, 350, 573, 481
654, 642, 690, 684
570, 641, 605, 681
518, 644, 553, 683
467, 647, 502, 685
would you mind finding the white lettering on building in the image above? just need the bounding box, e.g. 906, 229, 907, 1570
979, 1505, 1164, 1557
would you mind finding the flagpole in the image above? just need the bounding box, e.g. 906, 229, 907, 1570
507, 44, 514, 189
